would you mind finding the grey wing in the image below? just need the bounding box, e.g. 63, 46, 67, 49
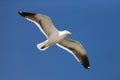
57, 38, 90, 69
18, 12, 59, 38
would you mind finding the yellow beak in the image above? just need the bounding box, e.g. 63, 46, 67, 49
67, 31, 72, 35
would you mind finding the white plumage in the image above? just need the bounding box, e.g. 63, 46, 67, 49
18, 12, 90, 69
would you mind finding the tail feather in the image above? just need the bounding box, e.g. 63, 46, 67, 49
37, 40, 49, 51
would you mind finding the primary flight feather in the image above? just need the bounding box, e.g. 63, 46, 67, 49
18, 11, 90, 69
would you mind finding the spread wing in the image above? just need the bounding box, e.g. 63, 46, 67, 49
18, 12, 59, 38
57, 38, 90, 69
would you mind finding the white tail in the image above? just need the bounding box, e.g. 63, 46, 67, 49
37, 40, 49, 51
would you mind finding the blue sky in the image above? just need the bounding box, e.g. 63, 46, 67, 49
0, 0, 120, 80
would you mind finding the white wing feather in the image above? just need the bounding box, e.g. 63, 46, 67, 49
57, 38, 90, 69
20, 12, 59, 38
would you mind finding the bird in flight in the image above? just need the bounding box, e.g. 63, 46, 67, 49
18, 12, 90, 69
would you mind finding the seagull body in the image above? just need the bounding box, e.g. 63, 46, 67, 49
18, 12, 90, 69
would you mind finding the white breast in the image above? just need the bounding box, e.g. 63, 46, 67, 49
46, 31, 67, 46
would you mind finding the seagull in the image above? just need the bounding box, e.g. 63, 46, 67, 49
18, 12, 90, 69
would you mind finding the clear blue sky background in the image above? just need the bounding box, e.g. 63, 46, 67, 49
0, 0, 120, 80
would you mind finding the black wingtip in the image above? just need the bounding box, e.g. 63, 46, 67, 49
85, 66, 90, 69
82, 55, 90, 69
83, 63, 90, 69
18, 11, 25, 17
18, 11, 36, 17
